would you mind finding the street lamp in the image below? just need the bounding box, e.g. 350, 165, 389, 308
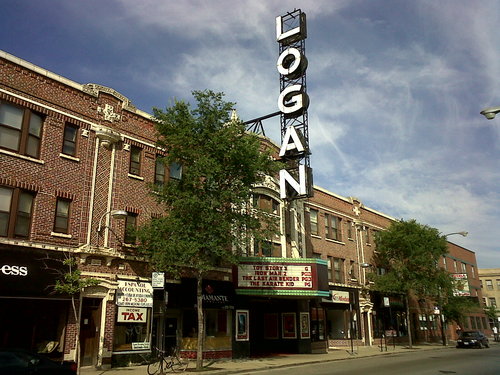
480, 106, 500, 120
97, 209, 128, 247
444, 231, 468, 238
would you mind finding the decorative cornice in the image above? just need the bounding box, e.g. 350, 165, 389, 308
82, 83, 136, 112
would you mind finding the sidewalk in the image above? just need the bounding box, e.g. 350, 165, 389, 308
81, 343, 451, 375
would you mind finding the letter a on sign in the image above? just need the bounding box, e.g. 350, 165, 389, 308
279, 125, 306, 158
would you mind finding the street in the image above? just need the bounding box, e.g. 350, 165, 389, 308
245, 346, 500, 375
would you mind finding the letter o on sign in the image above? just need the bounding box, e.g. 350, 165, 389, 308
277, 47, 308, 79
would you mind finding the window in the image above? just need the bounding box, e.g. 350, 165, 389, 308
461, 263, 467, 273
325, 214, 340, 241
129, 146, 142, 175
442, 256, 447, 269
489, 297, 497, 307
347, 221, 352, 239
0, 101, 43, 158
253, 194, 279, 215
53, 198, 71, 234
124, 212, 137, 244
154, 155, 166, 186
486, 280, 494, 290
254, 240, 281, 257
169, 162, 182, 180
62, 123, 78, 156
331, 257, 344, 283
310, 209, 318, 235
0, 186, 35, 238
348, 260, 356, 280
113, 309, 151, 351
496, 279, 500, 290
365, 227, 370, 244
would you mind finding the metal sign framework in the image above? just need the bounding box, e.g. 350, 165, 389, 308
245, 9, 312, 200
277, 9, 310, 171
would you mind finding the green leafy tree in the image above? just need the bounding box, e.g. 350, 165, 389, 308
484, 304, 499, 321
138, 90, 279, 370
369, 219, 451, 348
54, 256, 99, 375
442, 295, 479, 326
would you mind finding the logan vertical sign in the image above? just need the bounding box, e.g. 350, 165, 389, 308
276, 10, 313, 200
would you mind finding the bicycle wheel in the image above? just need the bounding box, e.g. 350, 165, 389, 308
147, 359, 162, 375
171, 356, 188, 372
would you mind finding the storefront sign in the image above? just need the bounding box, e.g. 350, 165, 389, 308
117, 307, 148, 323
234, 258, 329, 297
452, 273, 471, 296
1, 264, 28, 276
331, 290, 350, 304
116, 280, 153, 307
0, 247, 70, 298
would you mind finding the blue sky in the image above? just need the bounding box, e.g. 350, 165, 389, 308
1, 0, 499, 268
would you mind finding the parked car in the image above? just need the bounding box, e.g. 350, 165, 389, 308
456, 330, 490, 349
0, 349, 76, 375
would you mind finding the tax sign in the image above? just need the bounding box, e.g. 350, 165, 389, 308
117, 307, 148, 323
116, 280, 153, 307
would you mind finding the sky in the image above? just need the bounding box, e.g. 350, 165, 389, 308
1, 0, 499, 268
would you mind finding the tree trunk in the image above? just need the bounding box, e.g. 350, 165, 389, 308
72, 293, 82, 375
405, 294, 413, 348
196, 271, 204, 371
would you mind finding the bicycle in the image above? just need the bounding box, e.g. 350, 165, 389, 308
147, 346, 189, 374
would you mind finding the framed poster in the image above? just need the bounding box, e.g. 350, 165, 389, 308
264, 313, 279, 339
282, 312, 297, 339
300, 312, 310, 339
236, 310, 249, 341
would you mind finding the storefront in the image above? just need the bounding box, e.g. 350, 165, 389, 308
111, 279, 153, 366
152, 278, 235, 359
0, 247, 71, 360
233, 257, 329, 357
322, 289, 357, 346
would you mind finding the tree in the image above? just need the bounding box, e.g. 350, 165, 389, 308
442, 295, 479, 326
369, 219, 451, 348
53, 256, 99, 375
484, 304, 498, 326
138, 90, 279, 370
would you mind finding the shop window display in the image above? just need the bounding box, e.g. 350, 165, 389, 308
181, 309, 231, 351
113, 309, 151, 351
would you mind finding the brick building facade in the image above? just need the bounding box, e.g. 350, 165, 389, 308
0, 49, 162, 367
